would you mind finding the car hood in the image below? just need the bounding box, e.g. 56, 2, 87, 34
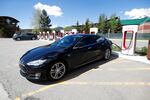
20, 45, 66, 63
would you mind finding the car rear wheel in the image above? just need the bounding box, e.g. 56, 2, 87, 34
104, 48, 111, 60
16, 37, 20, 41
48, 62, 66, 80
32, 37, 36, 40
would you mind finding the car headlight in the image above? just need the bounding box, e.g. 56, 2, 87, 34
27, 59, 47, 66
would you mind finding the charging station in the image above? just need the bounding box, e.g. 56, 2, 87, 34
121, 25, 138, 55
90, 27, 98, 35
72, 29, 78, 34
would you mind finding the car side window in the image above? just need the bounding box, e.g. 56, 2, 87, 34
26, 33, 32, 35
21, 33, 26, 36
76, 36, 98, 47
96, 36, 105, 43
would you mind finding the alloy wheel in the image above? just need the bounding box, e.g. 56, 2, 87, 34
32, 37, 36, 40
50, 62, 66, 80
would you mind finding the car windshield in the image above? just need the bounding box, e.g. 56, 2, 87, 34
51, 35, 82, 48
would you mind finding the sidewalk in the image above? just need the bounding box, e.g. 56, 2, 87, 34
0, 83, 11, 100
113, 51, 150, 65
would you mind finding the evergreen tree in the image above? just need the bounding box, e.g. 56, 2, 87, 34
80, 24, 84, 33
76, 21, 80, 33
98, 14, 107, 34
40, 9, 52, 31
32, 9, 52, 32
84, 18, 91, 33
108, 14, 118, 33
116, 18, 122, 33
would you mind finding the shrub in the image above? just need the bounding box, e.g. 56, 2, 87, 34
136, 47, 148, 56
112, 45, 121, 51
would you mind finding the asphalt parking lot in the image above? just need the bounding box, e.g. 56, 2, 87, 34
0, 38, 150, 100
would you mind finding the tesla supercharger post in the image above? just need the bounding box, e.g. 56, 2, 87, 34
49, 32, 53, 40
72, 29, 78, 34
90, 27, 98, 35
47, 31, 49, 40
121, 25, 138, 55
60, 30, 64, 37
42, 32, 45, 40
39, 32, 43, 40
38, 32, 41, 39
52, 30, 56, 41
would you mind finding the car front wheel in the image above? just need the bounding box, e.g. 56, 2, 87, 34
104, 48, 111, 60
48, 62, 66, 80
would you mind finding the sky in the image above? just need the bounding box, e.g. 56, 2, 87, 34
0, 0, 150, 29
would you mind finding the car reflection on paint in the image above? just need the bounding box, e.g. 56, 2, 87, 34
19, 34, 112, 81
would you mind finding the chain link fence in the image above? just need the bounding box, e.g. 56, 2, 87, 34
97, 33, 150, 40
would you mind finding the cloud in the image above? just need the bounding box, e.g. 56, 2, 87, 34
34, 2, 63, 17
124, 8, 150, 19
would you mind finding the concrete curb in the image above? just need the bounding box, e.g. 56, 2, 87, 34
113, 51, 150, 65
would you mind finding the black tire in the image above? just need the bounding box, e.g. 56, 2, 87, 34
47, 61, 66, 80
104, 48, 111, 60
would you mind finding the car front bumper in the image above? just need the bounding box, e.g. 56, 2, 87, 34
19, 63, 48, 80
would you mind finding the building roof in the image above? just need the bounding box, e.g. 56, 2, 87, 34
0, 16, 19, 23
121, 17, 150, 25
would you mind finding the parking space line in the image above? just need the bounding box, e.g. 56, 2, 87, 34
60, 81, 150, 86
15, 81, 150, 100
15, 97, 21, 100
92, 67, 150, 71
15, 81, 66, 100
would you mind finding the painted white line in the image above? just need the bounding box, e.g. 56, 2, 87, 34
92, 68, 150, 71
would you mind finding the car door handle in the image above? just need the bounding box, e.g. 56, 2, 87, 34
88, 47, 92, 49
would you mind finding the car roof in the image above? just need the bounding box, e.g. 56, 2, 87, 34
71, 33, 99, 37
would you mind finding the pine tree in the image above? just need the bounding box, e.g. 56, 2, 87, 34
40, 9, 52, 31
98, 14, 107, 34
116, 18, 122, 33
84, 18, 91, 33
76, 21, 80, 33
108, 14, 118, 33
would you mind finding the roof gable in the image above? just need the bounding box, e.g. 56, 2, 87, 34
121, 17, 150, 25
0, 16, 19, 23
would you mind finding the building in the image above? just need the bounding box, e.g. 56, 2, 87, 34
0, 16, 19, 37
121, 17, 150, 33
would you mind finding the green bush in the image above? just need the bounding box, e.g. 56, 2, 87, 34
136, 47, 148, 56
112, 45, 148, 56
0, 27, 5, 37
112, 45, 121, 51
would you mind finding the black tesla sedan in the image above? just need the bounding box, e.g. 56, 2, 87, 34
19, 34, 112, 80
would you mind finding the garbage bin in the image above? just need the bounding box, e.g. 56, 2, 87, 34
147, 40, 150, 60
